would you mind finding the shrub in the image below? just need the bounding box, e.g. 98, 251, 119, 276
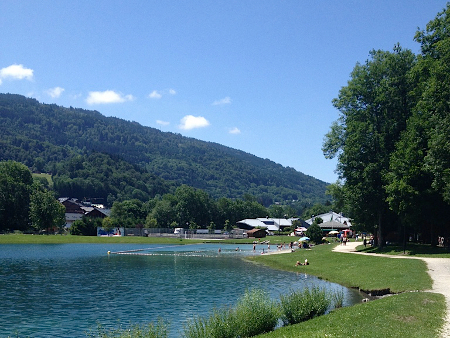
332, 289, 344, 308
182, 289, 279, 338
279, 287, 331, 325
70, 216, 101, 236
233, 289, 280, 337
305, 223, 324, 244
182, 307, 236, 338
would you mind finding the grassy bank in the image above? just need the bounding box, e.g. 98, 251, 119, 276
248, 243, 432, 293
89, 241, 444, 338
256, 292, 445, 338
358, 243, 450, 258
250, 243, 445, 338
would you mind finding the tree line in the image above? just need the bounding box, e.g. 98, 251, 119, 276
323, 4, 450, 246
1, 159, 322, 235
0, 161, 65, 233
76, 185, 320, 236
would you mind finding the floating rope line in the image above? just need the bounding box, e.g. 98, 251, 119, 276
108, 244, 202, 255
108, 245, 181, 255
106, 244, 253, 257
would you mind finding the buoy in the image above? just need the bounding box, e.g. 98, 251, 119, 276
107, 251, 111, 255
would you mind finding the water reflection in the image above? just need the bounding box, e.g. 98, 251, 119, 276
0, 244, 363, 337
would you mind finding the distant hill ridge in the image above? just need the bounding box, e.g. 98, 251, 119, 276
0, 93, 328, 205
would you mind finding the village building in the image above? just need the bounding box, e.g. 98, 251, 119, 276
246, 228, 267, 238
236, 217, 303, 234
58, 198, 110, 229
304, 211, 352, 235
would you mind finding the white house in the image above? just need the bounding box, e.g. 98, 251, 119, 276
236, 217, 302, 233
304, 211, 351, 227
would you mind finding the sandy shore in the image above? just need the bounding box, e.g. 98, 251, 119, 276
334, 241, 450, 337
261, 248, 294, 255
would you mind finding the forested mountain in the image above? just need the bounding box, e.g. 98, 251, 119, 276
0, 93, 328, 206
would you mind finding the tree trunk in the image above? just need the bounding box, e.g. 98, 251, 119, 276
377, 212, 384, 248
430, 222, 437, 246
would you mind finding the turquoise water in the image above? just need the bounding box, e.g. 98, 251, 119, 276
0, 244, 363, 337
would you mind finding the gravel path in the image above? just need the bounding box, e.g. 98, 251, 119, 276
333, 241, 450, 337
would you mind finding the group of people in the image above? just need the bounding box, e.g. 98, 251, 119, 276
295, 259, 309, 266
438, 236, 449, 247
362, 236, 374, 247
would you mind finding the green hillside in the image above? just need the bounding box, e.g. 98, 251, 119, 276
0, 93, 328, 206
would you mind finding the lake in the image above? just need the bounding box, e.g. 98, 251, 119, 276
0, 243, 363, 337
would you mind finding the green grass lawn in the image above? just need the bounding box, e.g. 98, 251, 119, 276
32, 172, 53, 188
248, 243, 432, 293
358, 242, 450, 258
249, 242, 445, 337
256, 292, 445, 338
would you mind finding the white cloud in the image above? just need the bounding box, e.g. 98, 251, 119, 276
229, 127, 241, 134
149, 88, 176, 99
156, 120, 170, 126
149, 90, 162, 99
179, 115, 210, 130
86, 90, 134, 104
212, 96, 231, 105
46, 86, 65, 98
0, 64, 34, 83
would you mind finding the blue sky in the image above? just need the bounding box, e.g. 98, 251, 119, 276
0, 1, 447, 183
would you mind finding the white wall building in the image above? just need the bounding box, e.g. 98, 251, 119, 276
236, 217, 301, 232
304, 211, 352, 227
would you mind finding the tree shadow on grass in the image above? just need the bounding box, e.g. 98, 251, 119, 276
358, 243, 450, 257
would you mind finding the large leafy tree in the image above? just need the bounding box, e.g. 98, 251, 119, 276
110, 199, 146, 227
175, 185, 216, 228
29, 185, 66, 233
150, 195, 178, 228
414, 5, 450, 204
0, 161, 34, 231
386, 4, 450, 242
323, 46, 417, 246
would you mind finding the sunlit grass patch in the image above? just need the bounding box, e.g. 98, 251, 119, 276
256, 292, 445, 338
248, 243, 432, 293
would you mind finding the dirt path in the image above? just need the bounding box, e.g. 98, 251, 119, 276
333, 241, 450, 337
